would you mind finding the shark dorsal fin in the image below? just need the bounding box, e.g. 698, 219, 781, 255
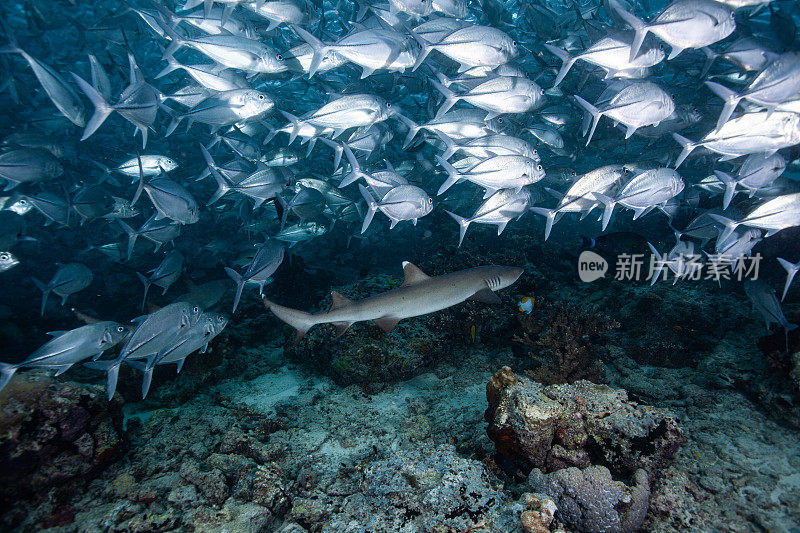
330, 291, 352, 311
401, 261, 430, 286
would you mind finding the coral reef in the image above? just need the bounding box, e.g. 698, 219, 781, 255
484, 367, 683, 478
528, 466, 650, 533
512, 298, 619, 384
0, 370, 123, 513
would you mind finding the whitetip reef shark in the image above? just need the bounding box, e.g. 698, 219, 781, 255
263, 262, 523, 343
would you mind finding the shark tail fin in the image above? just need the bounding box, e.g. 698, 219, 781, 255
777, 257, 800, 302
225, 267, 246, 313
358, 184, 379, 233
263, 297, 317, 345
444, 210, 470, 247
0, 362, 17, 393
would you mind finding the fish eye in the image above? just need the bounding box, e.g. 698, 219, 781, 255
386, 102, 392, 107
497, 118, 503, 123
117, 326, 125, 332
428, 198, 433, 204
537, 164, 542, 171
0, 253, 8, 260
193, 306, 200, 313
658, 43, 664, 50
259, 94, 265, 100
276, 54, 283, 61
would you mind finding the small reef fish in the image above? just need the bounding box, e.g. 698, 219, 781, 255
518, 296, 534, 314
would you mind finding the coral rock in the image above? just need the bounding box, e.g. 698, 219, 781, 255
529, 466, 650, 533
0, 370, 123, 505
485, 368, 683, 479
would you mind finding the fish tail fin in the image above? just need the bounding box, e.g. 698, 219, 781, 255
204, 152, 232, 205
117, 219, 138, 261
358, 184, 378, 233
32, 277, 50, 316
647, 242, 664, 285
408, 28, 433, 71
713, 170, 737, 210
435, 155, 461, 195
544, 44, 576, 87
136, 272, 151, 311
433, 130, 458, 160
155, 54, 181, 79
291, 25, 330, 78
700, 46, 717, 78
573, 95, 601, 146
319, 137, 345, 171
430, 78, 458, 118
777, 257, 800, 302
160, 22, 186, 59
671, 133, 696, 169
707, 213, 740, 243
71, 72, 112, 141
263, 297, 317, 345
225, 267, 245, 313
0, 362, 17, 393
280, 110, 303, 144
593, 192, 617, 231
704, 81, 742, 131
529, 207, 558, 241
395, 113, 421, 148
131, 153, 145, 206
84, 357, 123, 401
444, 210, 470, 247
339, 142, 364, 188
611, 0, 648, 62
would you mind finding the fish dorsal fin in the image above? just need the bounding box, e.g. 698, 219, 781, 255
401, 261, 430, 286
330, 291, 352, 311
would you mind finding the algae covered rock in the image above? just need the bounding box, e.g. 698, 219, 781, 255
485, 367, 683, 479
0, 370, 124, 506
528, 466, 650, 533
319, 443, 506, 532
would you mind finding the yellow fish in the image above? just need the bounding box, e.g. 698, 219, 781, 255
470, 324, 476, 343
518, 296, 534, 314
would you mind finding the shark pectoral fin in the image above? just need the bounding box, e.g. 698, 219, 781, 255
470, 288, 501, 304
330, 291, 352, 311
401, 261, 430, 286
332, 321, 352, 337
54, 364, 73, 377
373, 316, 401, 333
